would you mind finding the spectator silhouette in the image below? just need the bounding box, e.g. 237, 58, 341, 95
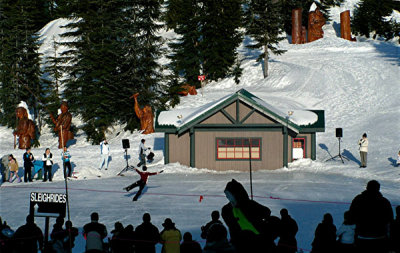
390, 206, 400, 253
221, 179, 274, 253
135, 213, 160, 253
336, 210, 355, 253
203, 223, 235, 253
119, 224, 136, 253
109, 222, 124, 253
349, 180, 393, 253
277, 208, 298, 253
83, 212, 108, 253
201, 210, 223, 239
180, 232, 202, 253
13, 214, 43, 253
50, 216, 67, 253
64, 220, 79, 253
0, 217, 14, 253
311, 213, 336, 253
160, 218, 182, 253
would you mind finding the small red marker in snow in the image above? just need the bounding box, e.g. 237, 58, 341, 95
199, 195, 204, 202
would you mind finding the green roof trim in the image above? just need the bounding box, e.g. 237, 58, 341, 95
155, 89, 325, 134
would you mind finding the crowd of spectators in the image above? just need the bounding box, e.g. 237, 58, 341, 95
1, 179, 399, 253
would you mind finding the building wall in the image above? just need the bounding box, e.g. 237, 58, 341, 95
169, 132, 190, 166
200, 111, 232, 125
195, 131, 283, 171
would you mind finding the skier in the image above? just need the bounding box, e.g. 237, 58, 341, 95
23, 148, 34, 182
123, 166, 163, 201
61, 146, 72, 178
98, 139, 110, 170
137, 139, 150, 167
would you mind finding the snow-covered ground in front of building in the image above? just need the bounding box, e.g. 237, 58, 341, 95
1, 2, 400, 252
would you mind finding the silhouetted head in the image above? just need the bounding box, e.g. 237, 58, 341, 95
224, 179, 249, 207
343, 210, 354, 225
91, 212, 99, 222
323, 213, 333, 224
65, 220, 72, 229
280, 208, 289, 218
26, 214, 34, 224
211, 210, 220, 221
143, 213, 151, 223
125, 224, 134, 232
183, 232, 192, 242
141, 139, 145, 144
366, 180, 380, 193
142, 166, 147, 171
114, 222, 123, 232
162, 218, 175, 230
56, 216, 64, 225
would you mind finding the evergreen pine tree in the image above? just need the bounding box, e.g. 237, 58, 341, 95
199, 0, 243, 82
245, 0, 286, 78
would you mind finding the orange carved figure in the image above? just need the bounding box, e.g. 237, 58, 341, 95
178, 84, 198, 96
13, 107, 35, 149
130, 93, 155, 134
308, 7, 326, 42
51, 101, 73, 149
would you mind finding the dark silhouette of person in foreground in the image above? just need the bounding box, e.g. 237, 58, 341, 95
135, 213, 160, 253
201, 210, 223, 239
13, 215, 43, 253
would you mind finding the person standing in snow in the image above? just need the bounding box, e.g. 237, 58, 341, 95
135, 213, 160, 253
123, 166, 163, 201
358, 133, 368, 168
137, 139, 150, 167
277, 208, 298, 253
42, 148, 53, 182
23, 148, 34, 182
98, 139, 110, 170
61, 146, 72, 178
8, 154, 21, 183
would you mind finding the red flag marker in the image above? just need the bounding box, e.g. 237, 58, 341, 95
199, 195, 204, 202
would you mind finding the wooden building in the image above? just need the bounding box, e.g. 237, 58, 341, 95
155, 89, 325, 171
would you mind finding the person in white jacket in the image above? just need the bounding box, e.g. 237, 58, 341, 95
42, 148, 53, 182
336, 211, 355, 253
358, 133, 368, 168
98, 140, 110, 170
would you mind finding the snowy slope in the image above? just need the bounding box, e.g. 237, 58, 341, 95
1, 3, 400, 253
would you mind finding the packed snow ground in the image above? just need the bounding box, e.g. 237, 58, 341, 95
1, 3, 400, 252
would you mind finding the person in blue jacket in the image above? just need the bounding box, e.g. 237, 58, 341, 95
61, 146, 72, 178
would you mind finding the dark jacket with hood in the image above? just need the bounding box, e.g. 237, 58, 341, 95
349, 189, 393, 238
221, 179, 275, 252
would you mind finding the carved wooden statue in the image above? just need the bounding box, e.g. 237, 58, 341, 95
13, 107, 35, 149
301, 26, 307, 44
178, 84, 198, 96
308, 7, 326, 42
292, 8, 303, 44
340, 10, 356, 41
130, 93, 155, 134
51, 101, 73, 149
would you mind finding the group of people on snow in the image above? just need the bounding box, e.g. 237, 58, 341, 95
1, 179, 399, 253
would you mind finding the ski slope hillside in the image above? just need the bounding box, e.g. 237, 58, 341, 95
1, 2, 400, 252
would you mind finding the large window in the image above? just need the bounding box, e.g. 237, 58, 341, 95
217, 138, 261, 160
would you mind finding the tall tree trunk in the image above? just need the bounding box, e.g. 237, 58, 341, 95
263, 45, 269, 78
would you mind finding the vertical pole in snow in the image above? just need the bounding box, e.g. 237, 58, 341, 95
249, 138, 253, 200
44, 216, 50, 248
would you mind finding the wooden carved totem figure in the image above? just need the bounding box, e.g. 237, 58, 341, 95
130, 93, 155, 134
178, 84, 198, 96
51, 101, 73, 148
340, 10, 356, 41
308, 7, 326, 42
292, 8, 303, 44
14, 107, 35, 149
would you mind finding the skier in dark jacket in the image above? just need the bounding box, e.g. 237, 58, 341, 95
23, 148, 34, 182
221, 179, 275, 253
201, 210, 223, 239
83, 212, 108, 253
277, 208, 298, 253
135, 213, 160, 253
349, 180, 393, 253
13, 214, 43, 253
180, 232, 202, 253
123, 166, 163, 201
311, 213, 336, 253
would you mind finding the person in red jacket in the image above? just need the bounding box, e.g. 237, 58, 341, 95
123, 166, 163, 201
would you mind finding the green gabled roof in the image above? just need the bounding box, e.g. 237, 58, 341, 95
155, 89, 325, 134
